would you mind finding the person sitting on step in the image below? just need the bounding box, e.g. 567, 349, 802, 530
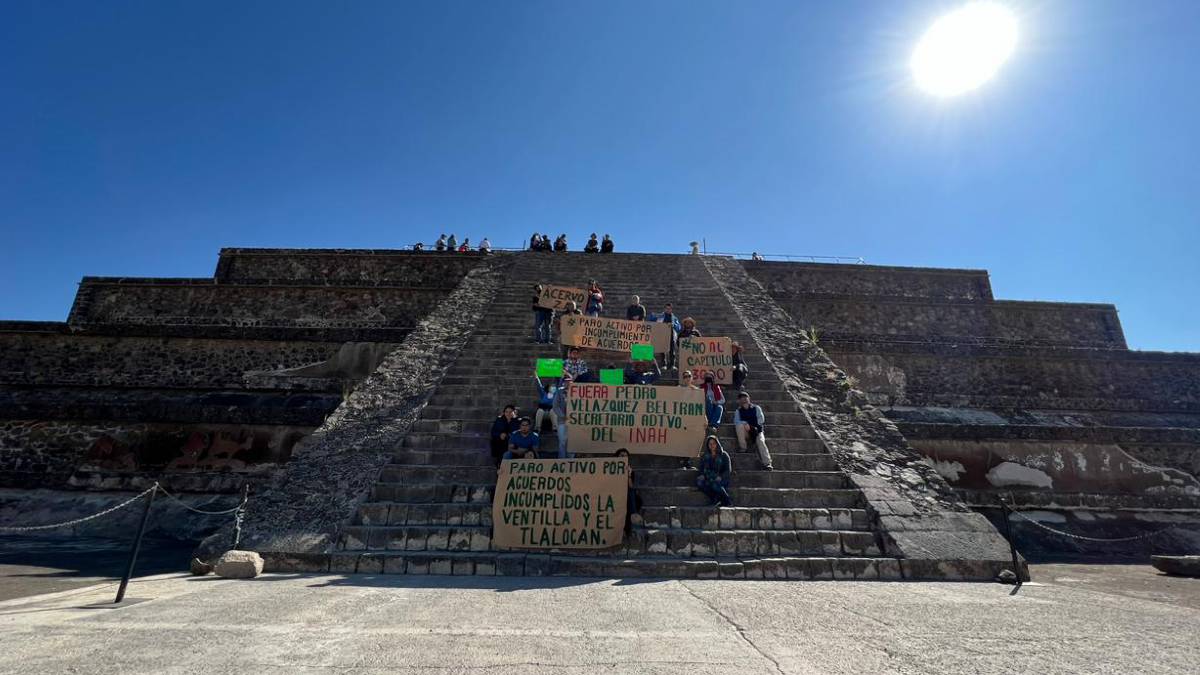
623, 357, 661, 385
563, 347, 591, 382
479, 237, 491, 254
734, 392, 773, 471
540, 234, 553, 251
489, 404, 520, 467
584, 233, 600, 253
600, 234, 614, 253
529, 232, 541, 251
458, 237, 470, 252
533, 375, 559, 434
554, 234, 568, 252
504, 417, 540, 460
436, 234, 447, 252
696, 435, 733, 507
701, 373, 725, 430
626, 294, 646, 321
446, 234, 457, 250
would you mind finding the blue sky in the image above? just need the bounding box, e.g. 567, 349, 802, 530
2, 1, 1197, 350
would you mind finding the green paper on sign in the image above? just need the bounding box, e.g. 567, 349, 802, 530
536, 359, 564, 377
631, 343, 654, 361
600, 369, 624, 385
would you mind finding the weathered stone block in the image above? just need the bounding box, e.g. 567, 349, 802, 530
428, 557, 453, 575
451, 559, 474, 576
667, 531, 693, 557
645, 530, 668, 554
469, 530, 491, 552
356, 554, 385, 575
383, 555, 408, 574
783, 558, 810, 580
525, 554, 551, 577
446, 530, 471, 552
876, 558, 903, 580
496, 553, 524, 576
359, 504, 389, 526
715, 532, 738, 556
214, 550, 264, 579
718, 562, 744, 579
425, 530, 449, 551
733, 509, 753, 529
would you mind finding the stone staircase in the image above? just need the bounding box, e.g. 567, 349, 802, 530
331, 252, 904, 579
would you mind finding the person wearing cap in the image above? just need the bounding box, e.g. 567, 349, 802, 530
734, 392, 773, 470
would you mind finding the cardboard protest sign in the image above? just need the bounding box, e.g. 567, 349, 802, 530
678, 337, 733, 385
536, 358, 564, 378
566, 384, 707, 457
492, 457, 628, 549
599, 369, 624, 385
537, 285, 588, 312
560, 315, 672, 356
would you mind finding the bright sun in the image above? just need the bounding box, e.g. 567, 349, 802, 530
911, 2, 1018, 97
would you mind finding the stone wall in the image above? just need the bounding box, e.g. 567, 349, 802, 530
778, 298, 1124, 348
829, 344, 1200, 413
67, 279, 447, 332
0, 331, 347, 390
216, 248, 487, 285
743, 260, 993, 300
0, 388, 341, 426
0, 419, 312, 490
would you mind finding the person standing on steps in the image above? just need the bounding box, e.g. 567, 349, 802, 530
734, 392, 773, 471
446, 234, 457, 251
553, 372, 572, 459
614, 448, 642, 533
626, 295, 646, 321
585, 279, 604, 317
701, 373, 725, 430
584, 233, 600, 253
731, 342, 749, 391
696, 435, 733, 507
436, 234, 447, 252
600, 234, 614, 253
652, 303, 681, 370
532, 284, 553, 344
505, 417, 540, 460
489, 404, 520, 467
533, 374, 559, 434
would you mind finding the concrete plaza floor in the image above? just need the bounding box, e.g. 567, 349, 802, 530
0, 565, 1196, 674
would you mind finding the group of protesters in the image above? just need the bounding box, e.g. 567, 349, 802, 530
412, 234, 493, 253
491, 279, 776, 512
529, 232, 615, 253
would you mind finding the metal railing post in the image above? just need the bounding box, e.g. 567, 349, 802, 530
115, 483, 158, 604
999, 496, 1023, 583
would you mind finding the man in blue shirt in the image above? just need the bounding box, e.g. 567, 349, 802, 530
505, 417, 541, 460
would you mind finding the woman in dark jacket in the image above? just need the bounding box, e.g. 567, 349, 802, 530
696, 435, 733, 507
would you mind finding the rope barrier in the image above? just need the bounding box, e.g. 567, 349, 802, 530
0, 484, 159, 533
155, 485, 248, 516
0, 483, 249, 532
1010, 509, 1177, 543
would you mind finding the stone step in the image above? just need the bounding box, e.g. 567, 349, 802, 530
355, 502, 869, 531
409, 418, 818, 436
339, 524, 883, 559
640, 506, 871, 531
389, 449, 834, 472
425, 390, 802, 407
398, 431, 826, 450
369, 483, 865, 509
327, 551, 902, 580
416, 405, 812, 427
374, 465, 848, 490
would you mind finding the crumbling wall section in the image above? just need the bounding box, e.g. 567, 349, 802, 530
198, 255, 513, 564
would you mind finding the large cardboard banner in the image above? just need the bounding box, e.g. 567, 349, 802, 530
537, 285, 588, 311
492, 457, 628, 549
679, 337, 733, 385
566, 384, 706, 457
560, 315, 672, 355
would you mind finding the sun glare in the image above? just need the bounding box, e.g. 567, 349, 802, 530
911, 2, 1018, 97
